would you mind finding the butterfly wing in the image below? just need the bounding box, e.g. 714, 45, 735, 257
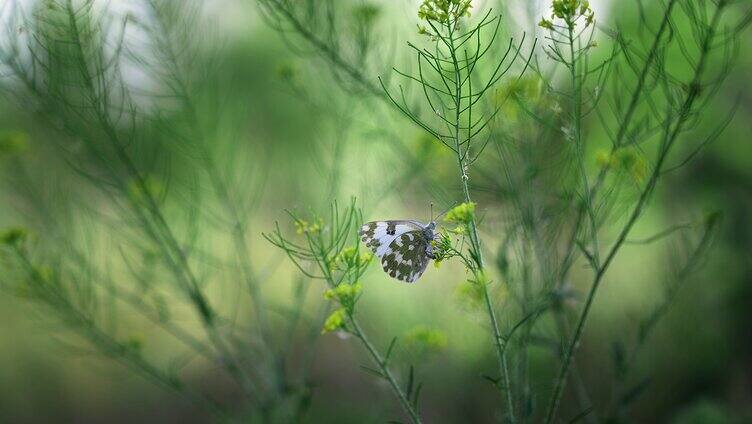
360, 220, 432, 283
359, 220, 424, 258
380, 230, 431, 283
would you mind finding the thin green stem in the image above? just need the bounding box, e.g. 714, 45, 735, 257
11, 246, 228, 420
447, 19, 514, 423
310, 232, 422, 424
568, 23, 600, 269
351, 320, 423, 424
544, 4, 726, 422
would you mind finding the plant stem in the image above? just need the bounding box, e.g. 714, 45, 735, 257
544, 4, 725, 422
447, 20, 515, 423
313, 237, 422, 423
351, 320, 423, 424
567, 23, 600, 269
12, 246, 228, 420
59, 0, 258, 399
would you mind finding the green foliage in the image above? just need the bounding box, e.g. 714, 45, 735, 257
0, 0, 749, 422
0, 227, 27, 246
0, 131, 29, 156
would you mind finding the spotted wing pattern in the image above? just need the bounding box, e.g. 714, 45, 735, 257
380, 230, 431, 283
359, 221, 432, 283
359, 221, 423, 258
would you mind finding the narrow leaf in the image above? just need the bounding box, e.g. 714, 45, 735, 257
405, 365, 415, 398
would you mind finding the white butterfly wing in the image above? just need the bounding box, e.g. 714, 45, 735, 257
360, 220, 432, 283
359, 220, 423, 258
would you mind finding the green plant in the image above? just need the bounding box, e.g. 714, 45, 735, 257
0, 0, 750, 422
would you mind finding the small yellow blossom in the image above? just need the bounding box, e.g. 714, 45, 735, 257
324, 282, 363, 313
332, 246, 373, 270
444, 202, 476, 224
322, 308, 347, 334
295, 218, 323, 235
418, 0, 472, 26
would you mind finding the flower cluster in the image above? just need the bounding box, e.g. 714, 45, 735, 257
431, 230, 456, 268
322, 282, 362, 334
324, 282, 362, 311
294, 218, 324, 235
417, 0, 472, 35
539, 0, 595, 30
329, 246, 373, 271
444, 202, 475, 225
322, 308, 347, 334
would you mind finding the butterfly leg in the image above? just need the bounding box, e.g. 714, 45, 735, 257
425, 243, 436, 260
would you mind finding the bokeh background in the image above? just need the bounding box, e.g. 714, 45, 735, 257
0, 0, 750, 423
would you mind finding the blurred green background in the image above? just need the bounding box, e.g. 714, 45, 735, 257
0, 0, 750, 423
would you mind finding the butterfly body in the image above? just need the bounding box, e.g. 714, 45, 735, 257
359, 220, 437, 283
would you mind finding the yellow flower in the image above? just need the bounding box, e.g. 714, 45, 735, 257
322, 308, 347, 334
538, 18, 554, 30
295, 218, 324, 235
323, 282, 363, 313
333, 246, 373, 269
444, 202, 476, 224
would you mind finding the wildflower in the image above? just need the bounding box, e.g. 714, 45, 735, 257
451, 226, 466, 235
538, 18, 554, 30
431, 230, 456, 263
444, 202, 476, 225
324, 282, 362, 313
332, 246, 372, 270
418, 0, 472, 26
322, 308, 347, 334
544, 0, 595, 30
404, 325, 448, 358
294, 218, 323, 235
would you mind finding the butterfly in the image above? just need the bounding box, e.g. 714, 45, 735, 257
359, 220, 437, 283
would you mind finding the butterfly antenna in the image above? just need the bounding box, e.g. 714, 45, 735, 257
430, 202, 434, 222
